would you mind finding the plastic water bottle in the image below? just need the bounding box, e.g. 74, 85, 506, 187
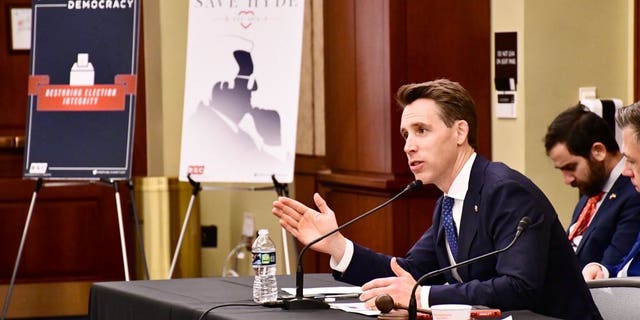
252, 229, 278, 303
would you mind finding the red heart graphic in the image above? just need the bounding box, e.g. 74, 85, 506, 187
238, 10, 255, 29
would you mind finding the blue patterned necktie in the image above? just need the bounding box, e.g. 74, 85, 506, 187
442, 196, 458, 259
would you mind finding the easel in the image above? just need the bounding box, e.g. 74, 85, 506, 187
168, 174, 291, 279
1, 178, 149, 320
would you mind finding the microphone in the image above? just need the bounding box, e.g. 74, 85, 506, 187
407, 216, 531, 320
283, 180, 424, 310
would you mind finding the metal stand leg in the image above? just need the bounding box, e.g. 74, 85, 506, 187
1, 179, 43, 320
271, 175, 292, 275
112, 181, 130, 281
127, 179, 149, 280
168, 175, 202, 279
280, 227, 291, 275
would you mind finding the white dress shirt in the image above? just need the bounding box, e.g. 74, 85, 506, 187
330, 153, 477, 309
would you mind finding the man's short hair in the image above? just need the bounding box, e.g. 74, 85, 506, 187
544, 104, 619, 158
616, 101, 640, 143
396, 79, 478, 149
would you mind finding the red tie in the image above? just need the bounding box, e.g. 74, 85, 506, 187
568, 192, 605, 242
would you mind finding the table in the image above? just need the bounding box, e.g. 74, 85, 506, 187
88, 273, 559, 320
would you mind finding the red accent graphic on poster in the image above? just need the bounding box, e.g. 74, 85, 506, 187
28, 74, 137, 111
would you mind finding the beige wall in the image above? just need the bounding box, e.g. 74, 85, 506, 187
492, 0, 526, 172
492, 0, 634, 226
142, 0, 323, 276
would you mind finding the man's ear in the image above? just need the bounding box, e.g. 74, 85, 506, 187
455, 120, 469, 145
590, 142, 607, 162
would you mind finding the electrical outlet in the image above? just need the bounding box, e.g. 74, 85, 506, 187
579, 87, 597, 100
201, 225, 217, 248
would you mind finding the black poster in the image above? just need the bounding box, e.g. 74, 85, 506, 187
494, 32, 517, 91
23, 0, 140, 180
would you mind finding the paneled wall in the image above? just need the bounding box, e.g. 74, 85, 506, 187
297, 0, 491, 272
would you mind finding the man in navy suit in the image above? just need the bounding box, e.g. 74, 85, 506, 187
584, 101, 640, 280
544, 105, 640, 268
273, 79, 601, 319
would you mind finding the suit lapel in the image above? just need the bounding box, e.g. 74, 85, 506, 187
458, 195, 479, 263
622, 235, 640, 275
571, 196, 588, 227
435, 197, 447, 252
576, 176, 624, 254
571, 196, 589, 253
456, 156, 488, 278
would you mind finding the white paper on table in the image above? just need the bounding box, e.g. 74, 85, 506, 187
281, 286, 362, 297
329, 302, 380, 316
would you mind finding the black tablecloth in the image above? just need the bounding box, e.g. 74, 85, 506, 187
88, 273, 559, 320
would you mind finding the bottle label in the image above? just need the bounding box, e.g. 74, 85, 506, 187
252, 252, 276, 266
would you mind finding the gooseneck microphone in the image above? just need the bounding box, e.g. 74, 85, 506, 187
407, 216, 531, 320
283, 180, 423, 310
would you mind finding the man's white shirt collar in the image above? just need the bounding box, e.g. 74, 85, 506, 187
445, 153, 477, 201
602, 157, 625, 193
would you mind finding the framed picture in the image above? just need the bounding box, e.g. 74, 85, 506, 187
9, 6, 32, 51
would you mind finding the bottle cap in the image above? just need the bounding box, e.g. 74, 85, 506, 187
258, 229, 269, 236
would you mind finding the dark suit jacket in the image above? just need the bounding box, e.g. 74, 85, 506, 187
569, 175, 640, 268
604, 233, 640, 277
334, 155, 602, 320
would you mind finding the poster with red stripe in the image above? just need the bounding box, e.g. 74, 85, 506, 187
178, 1, 304, 183
23, 0, 140, 180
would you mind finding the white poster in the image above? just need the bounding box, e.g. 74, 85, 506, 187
179, 0, 304, 183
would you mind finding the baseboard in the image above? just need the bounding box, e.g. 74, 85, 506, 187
0, 281, 92, 319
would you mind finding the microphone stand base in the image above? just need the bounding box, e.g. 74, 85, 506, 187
283, 297, 330, 310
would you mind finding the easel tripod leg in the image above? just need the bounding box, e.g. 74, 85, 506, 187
168, 175, 201, 279
271, 175, 291, 275
168, 194, 197, 279
281, 227, 291, 275
1, 179, 43, 320
112, 181, 130, 281
127, 179, 149, 280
